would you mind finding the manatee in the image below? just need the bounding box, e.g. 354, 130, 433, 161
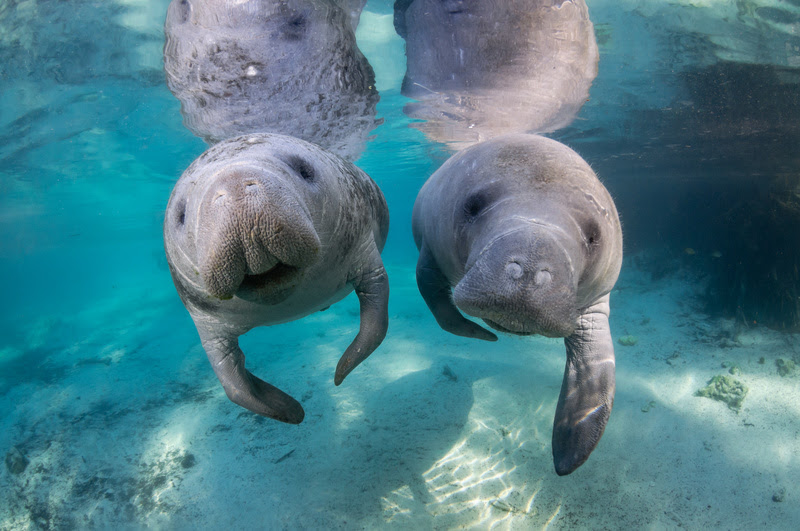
164, 133, 390, 423
394, 0, 598, 149
163, 0, 379, 161
411, 134, 622, 475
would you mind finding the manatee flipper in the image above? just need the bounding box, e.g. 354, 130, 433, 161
552, 294, 615, 475
198, 328, 304, 424
334, 241, 390, 385
416, 244, 498, 341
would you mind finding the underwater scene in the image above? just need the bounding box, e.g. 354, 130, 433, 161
1, 0, 799, 528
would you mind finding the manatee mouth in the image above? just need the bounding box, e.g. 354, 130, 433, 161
481, 314, 575, 338
483, 318, 533, 336
236, 262, 303, 304
240, 263, 299, 289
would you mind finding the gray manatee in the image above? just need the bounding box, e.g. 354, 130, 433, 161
394, 0, 598, 149
411, 134, 622, 475
163, 0, 379, 161
164, 133, 390, 423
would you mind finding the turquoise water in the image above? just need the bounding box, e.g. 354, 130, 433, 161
2, 0, 800, 528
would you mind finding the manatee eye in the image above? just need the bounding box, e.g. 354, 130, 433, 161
463, 192, 488, 222
281, 13, 308, 41
283, 155, 315, 183
177, 0, 192, 24
174, 198, 187, 228
582, 219, 601, 248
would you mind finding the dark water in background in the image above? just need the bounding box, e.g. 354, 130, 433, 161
1, 0, 800, 528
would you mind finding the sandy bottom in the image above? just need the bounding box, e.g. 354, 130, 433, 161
1, 252, 798, 529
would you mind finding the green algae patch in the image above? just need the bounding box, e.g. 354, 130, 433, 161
618, 335, 638, 346
695, 375, 748, 412
721, 361, 741, 375
775, 358, 796, 377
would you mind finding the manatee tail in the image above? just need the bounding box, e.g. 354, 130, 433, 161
552, 295, 615, 475
198, 328, 304, 424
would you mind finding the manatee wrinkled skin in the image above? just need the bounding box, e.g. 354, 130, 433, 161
164, 133, 390, 423
412, 134, 622, 475
394, 0, 598, 149
164, 0, 379, 161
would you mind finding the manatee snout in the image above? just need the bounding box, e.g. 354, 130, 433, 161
194, 167, 321, 301
453, 228, 578, 337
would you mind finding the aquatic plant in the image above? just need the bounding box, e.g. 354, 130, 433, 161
721, 361, 741, 375
775, 358, 796, 377
695, 375, 748, 412
4, 446, 29, 475
618, 335, 639, 346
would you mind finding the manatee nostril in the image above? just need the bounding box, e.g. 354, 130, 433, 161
534, 269, 552, 285
505, 262, 523, 280
213, 191, 227, 203
245, 181, 259, 191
